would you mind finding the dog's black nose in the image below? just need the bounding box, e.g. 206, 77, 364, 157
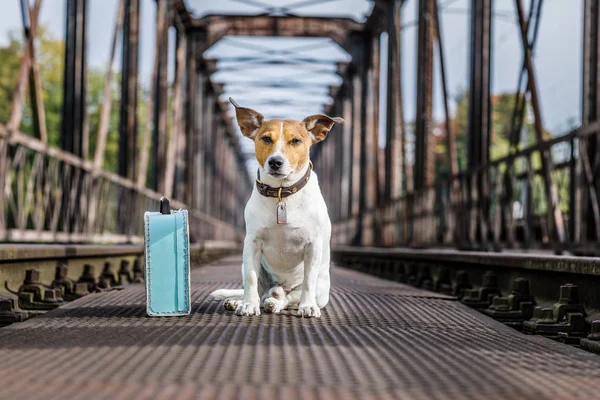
268, 157, 284, 170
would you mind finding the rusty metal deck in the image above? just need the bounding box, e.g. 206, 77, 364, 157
1, 256, 600, 399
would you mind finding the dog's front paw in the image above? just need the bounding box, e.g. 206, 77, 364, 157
263, 297, 284, 314
297, 302, 321, 318
235, 301, 261, 316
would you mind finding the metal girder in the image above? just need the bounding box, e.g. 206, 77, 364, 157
191, 15, 362, 52
238, 98, 331, 107
515, 0, 566, 248
465, 0, 492, 247
151, 0, 169, 192
118, 0, 139, 180
579, 0, 600, 243
208, 56, 341, 66
62, 0, 87, 157
414, 0, 434, 190
219, 81, 339, 90
467, 0, 491, 171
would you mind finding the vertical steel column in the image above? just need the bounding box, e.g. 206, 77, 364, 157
195, 63, 206, 212
467, 0, 492, 246
151, 0, 169, 191
118, 0, 139, 179
414, 0, 434, 190
204, 95, 216, 216
358, 32, 372, 244
385, 0, 406, 201
341, 85, 353, 220
62, 0, 87, 156
371, 34, 381, 208
467, 0, 491, 172
185, 31, 198, 207
214, 127, 222, 220
350, 33, 364, 244
580, 0, 600, 245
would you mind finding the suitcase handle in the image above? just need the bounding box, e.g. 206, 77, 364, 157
159, 197, 171, 215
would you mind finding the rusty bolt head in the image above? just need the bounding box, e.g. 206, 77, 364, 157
103, 262, 113, 273
82, 264, 95, 279
24, 269, 41, 285
540, 308, 554, 323
559, 283, 580, 304
43, 288, 58, 302
119, 260, 130, 273
587, 320, 600, 341
462, 288, 479, 300
55, 263, 68, 280
0, 299, 15, 312
492, 296, 510, 311
511, 278, 530, 295
482, 271, 498, 288
97, 276, 111, 289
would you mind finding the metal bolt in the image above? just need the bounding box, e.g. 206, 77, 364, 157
119, 260, 130, 272
482, 271, 498, 288
559, 283, 580, 304
97, 276, 111, 290
55, 263, 68, 280
540, 308, 554, 323
511, 278, 530, 295
24, 269, 41, 285
103, 262, 113, 274
81, 264, 95, 280
492, 296, 509, 310
0, 299, 15, 312
43, 288, 58, 302
587, 320, 600, 341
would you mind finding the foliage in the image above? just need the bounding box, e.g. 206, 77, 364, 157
0, 26, 151, 174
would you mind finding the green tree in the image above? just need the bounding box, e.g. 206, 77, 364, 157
0, 26, 151, 175
0, 32, 24, 126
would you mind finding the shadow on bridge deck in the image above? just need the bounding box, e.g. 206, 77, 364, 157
1, 256, 600, 399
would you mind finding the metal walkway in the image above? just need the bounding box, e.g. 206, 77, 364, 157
2, 256, 600, 400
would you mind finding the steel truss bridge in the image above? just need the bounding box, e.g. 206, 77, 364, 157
1, 0, 600, 398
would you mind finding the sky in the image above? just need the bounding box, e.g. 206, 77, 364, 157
0, 0, 584, 171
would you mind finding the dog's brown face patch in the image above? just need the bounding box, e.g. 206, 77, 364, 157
254, 120, 312, 171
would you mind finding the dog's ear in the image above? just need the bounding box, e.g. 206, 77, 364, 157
230, 98, 264, 139
302, 114, 345, 143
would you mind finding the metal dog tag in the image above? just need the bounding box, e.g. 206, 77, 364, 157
277, 201, 287, 224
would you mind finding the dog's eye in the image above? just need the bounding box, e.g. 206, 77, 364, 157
289, 138, 302, 145
261, 136, 272, 144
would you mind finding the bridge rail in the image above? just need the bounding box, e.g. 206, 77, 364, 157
0, 126, 243, 244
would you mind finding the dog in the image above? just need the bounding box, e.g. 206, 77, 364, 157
209, 98, 344, 318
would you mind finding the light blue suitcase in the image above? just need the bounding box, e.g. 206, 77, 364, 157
144, 197, 191, 316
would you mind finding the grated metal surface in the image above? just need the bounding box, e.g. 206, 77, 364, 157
1, 256, 600, 399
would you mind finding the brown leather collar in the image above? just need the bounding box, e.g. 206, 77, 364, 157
256, 162, 313, 199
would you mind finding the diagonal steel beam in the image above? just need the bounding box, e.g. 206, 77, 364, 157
515, 0, 566, 248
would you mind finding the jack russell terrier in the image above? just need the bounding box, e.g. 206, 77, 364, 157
209, 98, 344, 318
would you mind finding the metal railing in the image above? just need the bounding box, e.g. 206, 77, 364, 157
332, 122, 600, 255
0, 126, 243, 244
